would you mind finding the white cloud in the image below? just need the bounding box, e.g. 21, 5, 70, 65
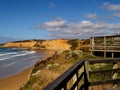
44, 18, 66, 27
108, 4, 120, 11
102, 2, 120, 11
102, 2, 120, 18
85, 13, 98, 20
36, 18, 120, 39
114, 13, 120, 17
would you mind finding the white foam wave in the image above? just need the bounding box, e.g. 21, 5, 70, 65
0, 57, 11, 61
0, 52, 17, 56
0, 51, 36, 61
11, 51, 35, 58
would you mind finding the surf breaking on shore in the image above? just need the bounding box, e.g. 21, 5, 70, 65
0, 49, 57, 90
0, 48, 45, 79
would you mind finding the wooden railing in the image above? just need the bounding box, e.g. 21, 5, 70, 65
43, 60, 88, 90
44, 58, 120, 90
88, 58, 120, 88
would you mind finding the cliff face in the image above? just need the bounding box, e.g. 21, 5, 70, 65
3, 39, 71, 50
35, 39, 71, 50
3, 39, 90, 50
3, 40, 36, 49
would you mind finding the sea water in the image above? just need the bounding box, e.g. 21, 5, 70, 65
0, 48, 45, 78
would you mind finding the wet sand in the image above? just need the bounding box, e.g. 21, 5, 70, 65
0, 50, 56, 90
0, 67, 33, 90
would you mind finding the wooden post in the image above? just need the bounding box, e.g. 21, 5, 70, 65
73, 72, 78, 90
91, 37, 95, 55
85, 62, 89, 81
92, 37, 95, 50
90, 37, 92, 54
112, 52, 114, 58
84, 62, 89, 90
104, 36, 106, 59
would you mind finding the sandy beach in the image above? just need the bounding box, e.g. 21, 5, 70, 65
0, 67, 33, 90
0, 50, 56, 90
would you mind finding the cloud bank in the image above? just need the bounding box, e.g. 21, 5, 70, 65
102, 2, 120, 18
103, 2, 120, 11
36, 17, 120, 39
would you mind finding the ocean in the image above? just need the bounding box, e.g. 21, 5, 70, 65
0, 48, 45, 79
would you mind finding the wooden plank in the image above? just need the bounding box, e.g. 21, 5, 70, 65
43, 60, 84, 90
89, 78, 120, 86
88, 58, 120, 64
91, 50, 120, 52
104, 36, 107, 59
91, 44, 120, 47
90, 37, 93, 54
92, 35, 120, 38
84, 63, 89, 90
91, 37, 95, 51
112, 52, 114, 58
79, 83, 84, 90
72, 71, 79, 90
89, 68, 120, 74
85, 62, 89, 80
70, 72, 84, 90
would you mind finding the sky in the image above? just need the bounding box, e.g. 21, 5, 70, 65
0, 0, 120, 40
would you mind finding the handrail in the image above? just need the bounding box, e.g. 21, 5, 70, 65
88, 58, 120, 64
43, 60, 85, 90
90, 78, 120, 86
44, 58, 120, 90
87, 58, 120, 87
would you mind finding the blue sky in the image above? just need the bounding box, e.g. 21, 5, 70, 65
0, 0, 120, 40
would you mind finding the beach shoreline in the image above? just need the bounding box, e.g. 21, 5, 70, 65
0, 50, 56, 90
0, 66, 33, 90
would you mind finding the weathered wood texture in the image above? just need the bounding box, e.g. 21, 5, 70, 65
43, 60, 85, 90
87, 58, 120, 88
90, 78, 120, 86
90, 35, 120, 58
44, 58, 120, 90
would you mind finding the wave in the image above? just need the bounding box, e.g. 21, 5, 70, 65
0, 57, 11, 61
0, 52, 17, 56
11, 51, 35, 58
0, 53, 40, 68
0, 51, 36, 61
0, 50, 28, 57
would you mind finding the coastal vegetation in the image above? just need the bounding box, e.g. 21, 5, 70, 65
67, 39, 79, 49
20, 50, 119, 90
20, 48, 98, 90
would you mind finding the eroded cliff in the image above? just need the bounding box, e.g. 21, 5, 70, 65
3, 39, 90, 50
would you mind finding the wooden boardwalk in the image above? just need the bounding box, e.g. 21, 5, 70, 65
90, 35, 120, 58
44, 58, 120, 90
43, 35, 120, 90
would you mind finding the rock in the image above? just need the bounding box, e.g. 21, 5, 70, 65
53, 63, 60, 67
32, 70, 41, 76
46, 64, 52, 68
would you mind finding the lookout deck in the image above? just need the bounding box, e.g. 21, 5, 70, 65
90, 35, 120, 58
44, 58, 120, 90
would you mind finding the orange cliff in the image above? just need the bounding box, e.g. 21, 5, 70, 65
3, 40, 36, 49
36, 39, 71, 50
3, 39, 71, 50
3, 39, 90, 50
